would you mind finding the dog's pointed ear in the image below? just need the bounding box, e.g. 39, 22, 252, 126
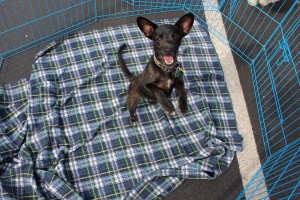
137, 17, 158, 39
175, 13, 194, 37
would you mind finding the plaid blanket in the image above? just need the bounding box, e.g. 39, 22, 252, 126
0, 19, 243, 199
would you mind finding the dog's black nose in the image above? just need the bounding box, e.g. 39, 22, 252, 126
163, 47, 172, 53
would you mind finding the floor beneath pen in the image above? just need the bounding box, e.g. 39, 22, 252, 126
0, 1, 294, 199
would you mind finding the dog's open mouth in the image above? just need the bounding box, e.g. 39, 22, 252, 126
163, 55, 174, 65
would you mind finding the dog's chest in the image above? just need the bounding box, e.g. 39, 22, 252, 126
166, 79, 173, 89
154, 78, 173, 90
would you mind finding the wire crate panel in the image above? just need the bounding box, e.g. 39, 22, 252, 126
0, 0, 97, 63
186, 0, 299, 157
237, 138, 300, 200
184, 0, 290, 64
248, 1, 299, 157
0, 0, 299, 199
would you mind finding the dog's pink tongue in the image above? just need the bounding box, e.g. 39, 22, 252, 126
163, 56, 174, 65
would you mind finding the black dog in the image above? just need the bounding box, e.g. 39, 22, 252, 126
118, 13, 194, 126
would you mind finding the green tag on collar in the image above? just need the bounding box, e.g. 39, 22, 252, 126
175, 67, 186, 78
175, 69, 181, 78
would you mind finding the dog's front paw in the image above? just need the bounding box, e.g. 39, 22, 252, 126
178, 100, 188, 116
129, 116, 138, 127
166, 110, 176, 117
148, 99, 157, 105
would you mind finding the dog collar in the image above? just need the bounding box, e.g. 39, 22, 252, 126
153, 55, 185, 77
153, 54, 176, 72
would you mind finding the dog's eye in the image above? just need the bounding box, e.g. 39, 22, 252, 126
156, 37, 162, 42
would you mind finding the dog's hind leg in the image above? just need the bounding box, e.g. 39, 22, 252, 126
127, 94, 140, 126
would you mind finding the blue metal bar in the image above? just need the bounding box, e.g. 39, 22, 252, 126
3, 2, 22, 49
0, 14, 11, 52
60, 0, 68, 28
81, 0, 85, 23
20, 0, 36, 42
247, 147, 287, 199
288, 178, 300, 200
68, 0, 74, 26
250, 56, 270, 156
11, 0, 29, 45
0, 52, 3, 69
52, 0, 61, 31
74, 0, 80, 24
269, 127, 300, 152
267, 146, 300, 196
94, 0, 97, 20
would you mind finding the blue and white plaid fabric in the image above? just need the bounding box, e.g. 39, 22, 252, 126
0, 19, 243, 199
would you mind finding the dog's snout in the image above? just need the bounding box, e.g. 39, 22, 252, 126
163, 46, 175, 54
164, 48, 172, 53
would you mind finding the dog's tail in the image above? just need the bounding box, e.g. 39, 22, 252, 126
118, 44, 134, 80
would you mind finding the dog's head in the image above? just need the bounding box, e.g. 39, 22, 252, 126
137, 13, 194, 66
